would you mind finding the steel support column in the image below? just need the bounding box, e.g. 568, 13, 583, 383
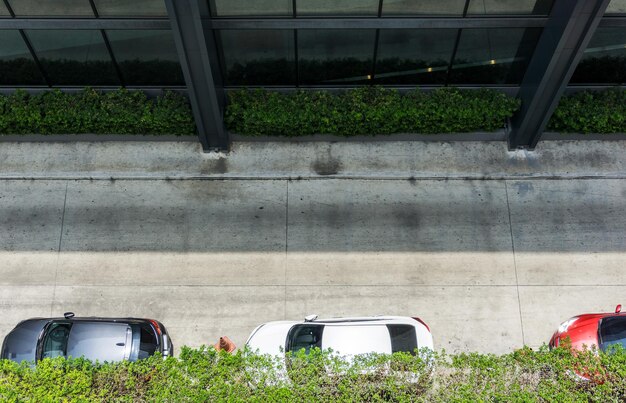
165, 0, 228, 151
509, 0, 610, 149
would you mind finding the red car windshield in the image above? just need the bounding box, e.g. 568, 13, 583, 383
599, 316, 626, 352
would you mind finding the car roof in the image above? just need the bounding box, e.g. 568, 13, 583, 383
322, 324, 393, 354
22, 317, 155, 325
307, 316, 419, 325
254, 316, 424, 329
576, 313, 626, 319
67, 322, 131, 362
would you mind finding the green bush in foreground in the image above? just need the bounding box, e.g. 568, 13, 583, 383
226, 87, 521, 136
1, 346, 625, 402
0, 88, 196, 136
548, 88, 626, 134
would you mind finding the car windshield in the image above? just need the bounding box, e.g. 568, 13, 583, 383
286, 324, 324, 353
599, 316, 626, 352
41, 322, 72, 359
129, 324, 159, 361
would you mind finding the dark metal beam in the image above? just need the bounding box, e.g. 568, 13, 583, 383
599, 17, 626, 27
209, 17, 548, 30
165, 0, 228, 151
508, 0, 611, 149
0, 19, 170, 29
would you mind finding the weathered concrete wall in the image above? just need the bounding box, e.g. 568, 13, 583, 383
1, 175, 624, 354
0, 140, 624, 179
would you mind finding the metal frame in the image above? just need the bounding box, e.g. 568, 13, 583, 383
164, 0, 228, 151
88, 0, 125, 87
445, 1, 471, 85
0, 11, 171, 89
208, 17, 548, 30
509, 0, 612, 149
1, 0, 625, 151
0, 19, 170, 29
600, 18, 626, 27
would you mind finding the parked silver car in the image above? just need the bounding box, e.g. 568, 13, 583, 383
0, 312, 173, 364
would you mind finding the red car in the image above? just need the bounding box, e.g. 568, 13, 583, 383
549, 305, 626, 352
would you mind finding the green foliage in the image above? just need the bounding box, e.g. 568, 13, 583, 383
0, 88, 196, 136
548, 88, 626, 134
1, 346, 625, 402
2, 86, 625, 137
225, 87, 521, 136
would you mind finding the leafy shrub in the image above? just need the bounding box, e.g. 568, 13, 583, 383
0, 88, 196, 135
226, 87, 521, 136
1, 346, 625, 402
548, 88, 626, 134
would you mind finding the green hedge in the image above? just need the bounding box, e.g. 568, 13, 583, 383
0, 88, 196, 136
1, 87, 624, 137
548, 88, 626, 134
1, 346, 625, 401
225, 87, 521, 137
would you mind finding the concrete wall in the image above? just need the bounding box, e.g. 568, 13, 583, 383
1, 168, 624, 353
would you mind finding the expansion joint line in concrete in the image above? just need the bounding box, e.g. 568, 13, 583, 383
504, 180, 525, 346
1, 175, 626, 182
284, 181, 289, 320
51, 182, 69, 316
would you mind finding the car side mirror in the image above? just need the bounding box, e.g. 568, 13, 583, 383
616, 304, 622, 314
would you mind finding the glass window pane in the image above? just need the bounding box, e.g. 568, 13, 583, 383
210, 0, 292, 17
219, 30, 295, 86
7, 0, 94, 17
93, 0, 167, 17
0, 30, 46, 85
467, 0, 553, 15
375, 29, 456, 85
42, 323, 72, 359
606, 0, 626, 14
599, 317, 626, 352
298, 29, 376, 85
26, 30, 119, 85
571, 28, 626, 84
0, 2, 10, 17
382, 0, 466, 16
449, 28, 542, 85
387, 325, 418, 354
297, 0, 379, 16
106, 30, 184, 86
286, 325, 324, 354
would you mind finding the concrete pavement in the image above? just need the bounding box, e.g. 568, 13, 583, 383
1, 157, 624, 353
